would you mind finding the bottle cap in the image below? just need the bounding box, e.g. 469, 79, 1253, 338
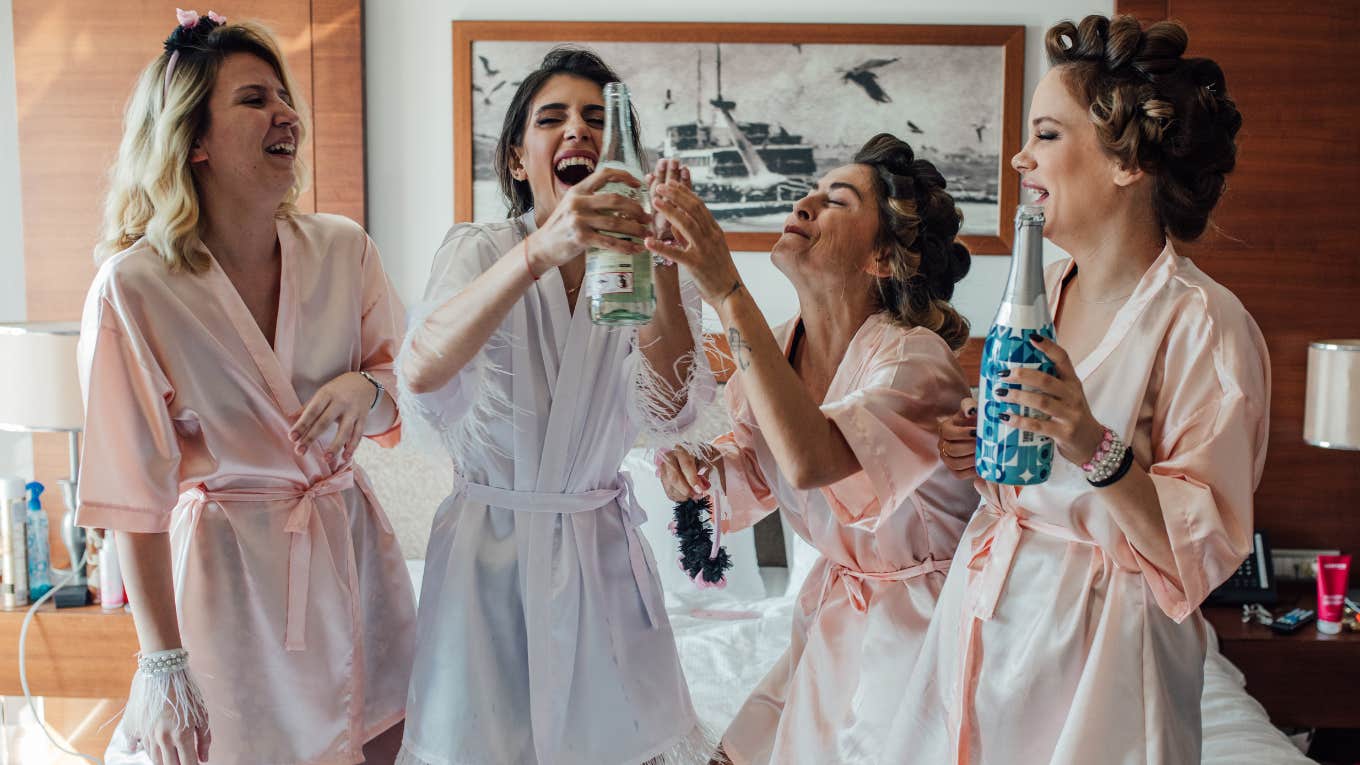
1318, 618, 1341, 635
0, 477, 26, 503
25, 481, 43, 511
1016, 205, 1045, 225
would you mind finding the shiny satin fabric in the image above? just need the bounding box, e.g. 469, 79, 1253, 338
714, 314, 979, 765
77, 214, 417, 765
882, 243, 1271, 765
396, 213, 712, 765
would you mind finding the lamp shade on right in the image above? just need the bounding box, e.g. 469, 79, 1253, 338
1305, 340, 1360, 450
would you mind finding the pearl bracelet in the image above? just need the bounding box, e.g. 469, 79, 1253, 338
137, 647, 190, 676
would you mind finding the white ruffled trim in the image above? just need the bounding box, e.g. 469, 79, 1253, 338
120, 665, 209, 746
629, 272, 727, 454
395, 290, 519, 475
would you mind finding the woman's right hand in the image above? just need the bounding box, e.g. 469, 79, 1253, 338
938, 397, 979, 480
656, 444, 720, 502
525, 166, 652, 274
135, 683, 211, 765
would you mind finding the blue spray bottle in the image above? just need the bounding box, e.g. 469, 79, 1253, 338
24, 482, 52, 600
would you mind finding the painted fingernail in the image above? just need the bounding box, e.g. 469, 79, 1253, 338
995, 388, 1009, 397
1028, 333, 1044, 343
1000, 413, 1011, 421
969, 429, 977, 437
998, 369, 1011, 378
967, 406, 977, 416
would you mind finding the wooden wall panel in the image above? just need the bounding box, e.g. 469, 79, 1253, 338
12, 0, 364, 567
1117, 0, 1360, 554
310, 0, 366, 225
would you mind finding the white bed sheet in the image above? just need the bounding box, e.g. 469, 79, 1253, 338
405, 557, 1313, 764
386, 446, 1313, 764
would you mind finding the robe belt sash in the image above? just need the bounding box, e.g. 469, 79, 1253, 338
183, 466, 391, 652
952, 504, 1095, 764
806, 556, 953, 620
461, 471, 663, 629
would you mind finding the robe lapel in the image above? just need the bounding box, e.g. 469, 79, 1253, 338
202, 219, 304, 417
535, 299, 602, 491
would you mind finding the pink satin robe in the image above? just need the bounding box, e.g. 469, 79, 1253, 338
881, 244, 1271, 764
714, 313, 979, 765
76, 214, 418, 765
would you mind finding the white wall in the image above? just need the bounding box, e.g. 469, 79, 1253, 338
0, 0, 34, 482
365, 0, 1111, 328
0, 0, 1113, 476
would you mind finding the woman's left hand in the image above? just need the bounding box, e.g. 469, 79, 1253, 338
289, 372, 379, 461
646, 183, 743, 306
996, 335, 1106, 466
645, 158, 691, 251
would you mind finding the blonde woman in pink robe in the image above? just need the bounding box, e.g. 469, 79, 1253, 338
76, 14, 415, 765
882, 15, 1269, 764
651, 134, 980, 765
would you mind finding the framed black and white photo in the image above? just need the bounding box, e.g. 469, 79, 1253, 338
454, 22, 1024, 254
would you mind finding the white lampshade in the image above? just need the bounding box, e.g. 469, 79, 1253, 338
0, 322, 83, 432
1304, 340, 1360, 450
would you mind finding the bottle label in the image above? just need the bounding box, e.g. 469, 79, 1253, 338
976, 320, 1057, 485
587, 252, 638, 295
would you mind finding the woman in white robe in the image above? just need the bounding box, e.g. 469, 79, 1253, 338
395, 48, 713, 765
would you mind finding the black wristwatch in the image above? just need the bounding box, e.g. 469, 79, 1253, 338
358, 370, 383, 410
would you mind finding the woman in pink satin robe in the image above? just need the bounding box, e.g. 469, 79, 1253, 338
883, 16, 1268, 764
76, 15, 415, 765
652, 134, 979, 765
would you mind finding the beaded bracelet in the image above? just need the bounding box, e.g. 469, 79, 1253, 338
1082, 427, 1130, 485
137, 647, 190, 676
1088, 445, 1135, 488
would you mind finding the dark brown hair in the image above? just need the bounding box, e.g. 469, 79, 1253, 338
854, 133, 971, 351
1046, 14, 1242, 240
493, 46, 646, 218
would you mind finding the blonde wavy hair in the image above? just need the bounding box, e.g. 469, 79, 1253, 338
97, 20, 309, 272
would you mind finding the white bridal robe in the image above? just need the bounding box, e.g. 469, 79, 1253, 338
397, 211, 715, 765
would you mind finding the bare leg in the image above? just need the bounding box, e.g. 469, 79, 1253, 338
362, 720, 404, 765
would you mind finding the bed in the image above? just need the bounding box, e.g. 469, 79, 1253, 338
365, 442, 1316, 764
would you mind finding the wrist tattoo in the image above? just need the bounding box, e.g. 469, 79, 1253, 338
727, 327, 754, 371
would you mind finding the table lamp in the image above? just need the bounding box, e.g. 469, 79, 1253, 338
1305, 340, 1360, 450
0, 322, 85, 582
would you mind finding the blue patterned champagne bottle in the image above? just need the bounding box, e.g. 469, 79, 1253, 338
976, 205, 1056, 485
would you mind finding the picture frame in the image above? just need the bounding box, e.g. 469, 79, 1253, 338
453, 21, 1024, 254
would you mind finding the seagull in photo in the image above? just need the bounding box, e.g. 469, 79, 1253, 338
483, 80, 507, 106
839, 58, 898, 104
663, 88, 675, 109
478, 55, 500, 77
906, 120, 923, 134
973, 120, 988, 143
